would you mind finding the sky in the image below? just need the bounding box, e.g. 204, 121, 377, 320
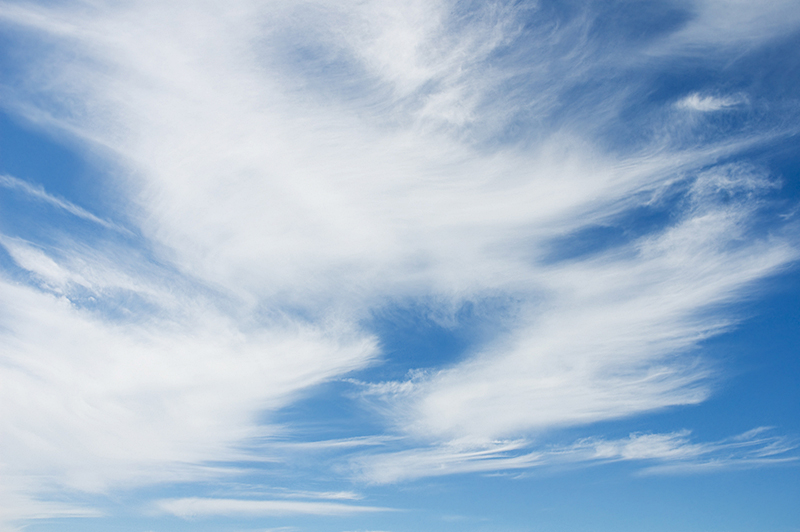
0, 0, 799, 531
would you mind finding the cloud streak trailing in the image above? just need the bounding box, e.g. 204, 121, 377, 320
0, 0, 798, 528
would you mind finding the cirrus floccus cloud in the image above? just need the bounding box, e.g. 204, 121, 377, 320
0, 1, 799, 531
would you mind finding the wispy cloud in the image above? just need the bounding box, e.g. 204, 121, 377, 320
266, 435, 400, 451
0, 275, 377, 494
351, 428, 797, 483
155, 498, 391, 518
676, 93, 746, 112
0, 174, 127, 233
274, 490, 363, 501
341, 530, 393, 532
357, 166, 795, 443
0, 478, 103, 527
222, 487, 365, 501
659, 0, 800, 51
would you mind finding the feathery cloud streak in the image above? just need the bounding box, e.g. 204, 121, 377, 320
156, 498, 391, 518
350, 428, 797, 483
0, 173, 125, 231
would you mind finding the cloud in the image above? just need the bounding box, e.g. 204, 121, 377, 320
361, 174, 795, 443
351, 428, 797, 484
270, 435, 400, 451
660, 0, 800, 51
0, 174, 127, 233
0, 275, 377, 494
0, 0, 798, 526
0, 234, 87, 290
0, 476, 103, 526
350, 439, 541, 483
155, 498, 391, 518
274, 490, 363, 501
676, 93, 745, 112
223, 487, 365, 501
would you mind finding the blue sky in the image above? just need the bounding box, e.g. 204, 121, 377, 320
1, 0, 799, 531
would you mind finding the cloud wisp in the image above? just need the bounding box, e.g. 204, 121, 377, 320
350, 428, 797, 484
0, 173, 127, 232
0, 0, 798, 527
156, 498, 391, 518
676, 93, 746, 112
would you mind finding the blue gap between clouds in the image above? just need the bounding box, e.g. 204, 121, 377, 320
0, 110, 95, 203
268, 297, 517, 441
0, 110, 131, 244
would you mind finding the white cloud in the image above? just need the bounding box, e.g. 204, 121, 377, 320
0, 276, 377, 495
0, 476, 102, 526
156, 497, 390, 518
228, 488, 365, 501
276, 490, 363, 501
676, 93, 745, 112
661, 0, 800, 51
689, 163, 777, 199
264, 436, 400, 453
0, 235, 85, 290
367, 190, 795, 443
352, 428, 797, 484
351, 439, 541, 484
0, 174, 126, 232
